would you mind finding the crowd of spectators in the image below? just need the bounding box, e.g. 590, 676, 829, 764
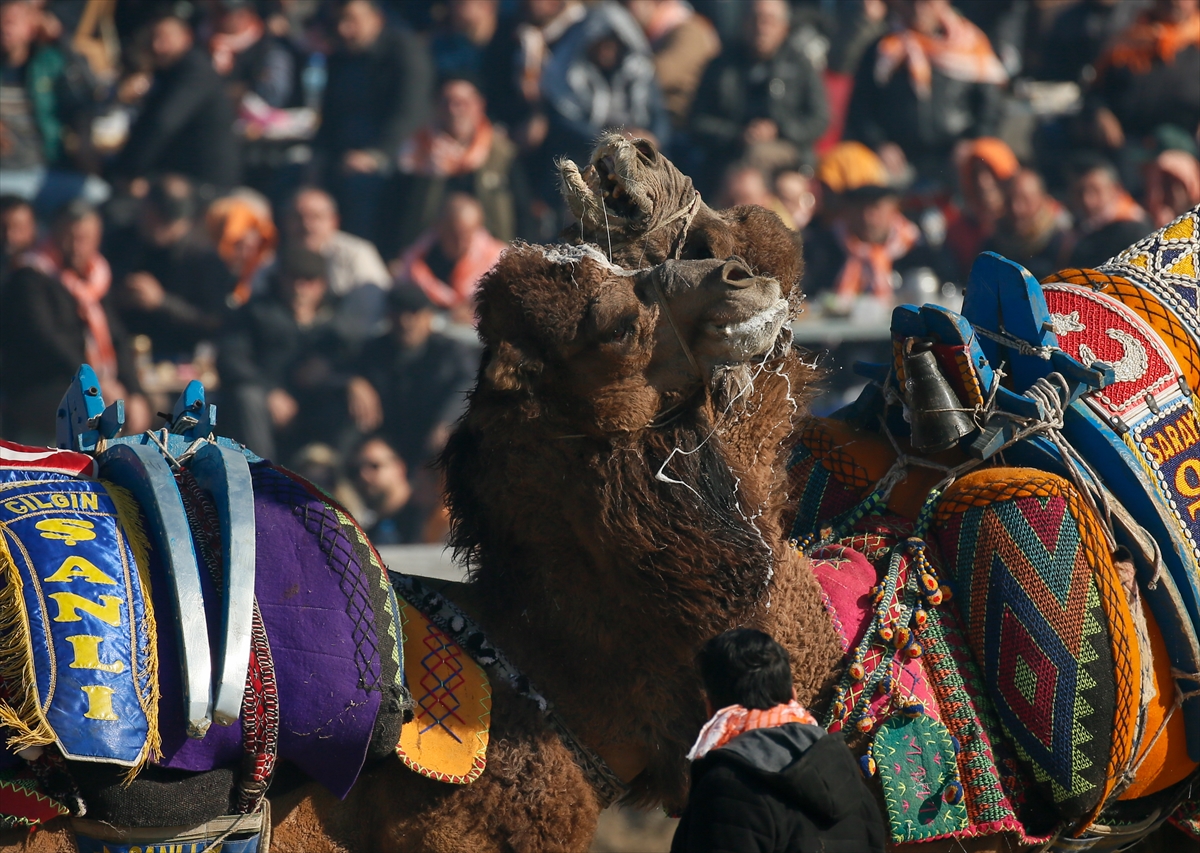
2, 0, 1199, 543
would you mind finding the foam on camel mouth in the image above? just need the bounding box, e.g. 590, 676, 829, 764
704, 299, 791, 363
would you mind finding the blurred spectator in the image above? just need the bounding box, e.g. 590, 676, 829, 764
720, 162, 795, 229
1035, 0, 1143, 84
803, 141, 951, 310
217, 246, 356, 461
112, 12, 241, 191
945, 137, 1018, 281
285, 185, 390, 339
0, 194, 36, 287
289, 440, 369, 523
386, 74, 526, 254
1143, 148, 1200, 227
623, 0, 721, 129
1067, 155, 1152, 268
350, 284, 477, 470
315, 0, 433, 242
395, 193, 506, 324
210, 0, 300, 108
1086, 0, 1200, 160
0, 200, 150, 445
844, 0, 1007, 184
774, 169, 816, 231
827, 0, 889, 77
430, 0, 500, 78
1, 0, 106, 214
691, 0, 828, 185
983, 167, 1071, 281
352, 435, 425, 545
113, 174, 236, 360
486, 0, 585, 144
541, 1, 670, 165
206, 191, 278, 306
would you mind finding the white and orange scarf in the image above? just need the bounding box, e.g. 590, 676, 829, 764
397, 119, 495, 178
687, 701, 818, 762
834, 215, 921, 300
21, 246, 117, 381
875, 6, 1007, 98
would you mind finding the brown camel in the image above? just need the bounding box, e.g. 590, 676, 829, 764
9, 140, 1036, 852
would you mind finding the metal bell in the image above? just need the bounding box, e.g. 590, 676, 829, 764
903, 337, 976, 453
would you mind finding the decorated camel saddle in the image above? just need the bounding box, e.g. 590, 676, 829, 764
787, 206, 1200, 848
0, 370, 516, 850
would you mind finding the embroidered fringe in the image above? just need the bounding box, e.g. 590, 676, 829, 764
0, 532, 57, 753
102, 481, 162, 778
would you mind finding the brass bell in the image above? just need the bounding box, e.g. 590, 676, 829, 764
903, 337, 975, 453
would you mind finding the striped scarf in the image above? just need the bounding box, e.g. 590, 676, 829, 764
687, 700, 818, 761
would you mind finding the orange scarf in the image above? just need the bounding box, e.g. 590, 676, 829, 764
875, 6, 1007, 97
398, 227, 507, 310
1097, 9, 1200, 78
834, 215, 921, 300
23, 246, 117, 381
397, 119, 495, 177
687, 701, 818, 761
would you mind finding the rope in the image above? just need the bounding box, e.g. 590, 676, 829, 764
975, 325, 1061, 360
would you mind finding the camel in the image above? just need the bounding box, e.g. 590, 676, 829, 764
12, 137, 1186, 851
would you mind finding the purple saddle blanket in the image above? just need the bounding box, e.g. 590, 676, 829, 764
0, 463, 404, 800
153, 463, 403, 798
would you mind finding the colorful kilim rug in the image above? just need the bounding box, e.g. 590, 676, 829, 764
0, 770, 68, 829
934, 469, 1139, 824
808, 512, 1053, 844
395, 596, 491, 784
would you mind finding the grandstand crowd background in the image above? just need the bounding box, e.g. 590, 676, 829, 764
2, 0, 1199, 544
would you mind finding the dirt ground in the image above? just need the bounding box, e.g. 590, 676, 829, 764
589, 806, 679, 852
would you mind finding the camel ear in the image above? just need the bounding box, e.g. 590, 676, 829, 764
485, 341, 539, 392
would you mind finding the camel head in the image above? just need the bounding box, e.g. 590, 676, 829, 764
558, 132, 695, 236
558, 133, 805, 293
473, 243, 792, 436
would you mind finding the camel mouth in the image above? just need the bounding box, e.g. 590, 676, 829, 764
702, 298, 790, 363
559, 134, 654, 227
592, 153, 643, 221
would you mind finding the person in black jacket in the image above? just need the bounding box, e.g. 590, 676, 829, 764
112, 12, 240, 192
672, 628, 885, 853
315, 0, 434, 244
347, 284, 477, 472
690, 0, 828, 189
0, 201, 150, 446
217, 246, 356, 462
844, 0, 1008, 186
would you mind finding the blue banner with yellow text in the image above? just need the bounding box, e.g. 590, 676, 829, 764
0, 477, 157, 766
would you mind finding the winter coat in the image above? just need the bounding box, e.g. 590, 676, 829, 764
690, 35, 829, 171
113, 48, 240, 189
671, 723, 885, 853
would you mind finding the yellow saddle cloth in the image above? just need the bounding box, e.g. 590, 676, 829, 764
395, 596, 491, 784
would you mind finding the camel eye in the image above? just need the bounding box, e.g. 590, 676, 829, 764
605, 315, 637, 344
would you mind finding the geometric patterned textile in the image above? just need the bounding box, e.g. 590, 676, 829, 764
395, 596, 490, 784
1100, 205, 1200, 350
934, 469, 1140, 823
871, 714, 968, 843
810, 513, 1052, 845
0, 770, 68, 829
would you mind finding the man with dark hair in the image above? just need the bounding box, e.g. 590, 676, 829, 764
672, 628, 885, 853
1066, 155, 1151, 268
218, 246, 357, 461
316, 0, 433, 241
112, 12, 240, 190
1, 201, 150, 445
113, 174, 236, 359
